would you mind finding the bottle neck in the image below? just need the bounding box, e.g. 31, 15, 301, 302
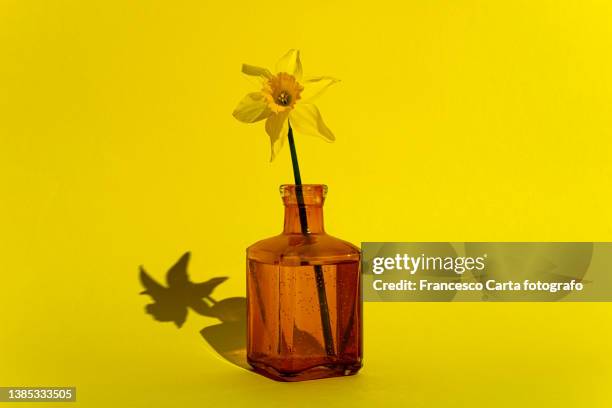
280, 184, 327, 235
283, 204, 325, 234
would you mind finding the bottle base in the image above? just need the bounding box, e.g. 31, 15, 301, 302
248, 360, 362, 382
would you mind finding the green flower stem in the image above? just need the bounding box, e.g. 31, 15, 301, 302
287, 122, 336, 357
287, 124, 309, 234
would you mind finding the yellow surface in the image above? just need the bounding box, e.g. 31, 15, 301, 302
1, 1, 612, 406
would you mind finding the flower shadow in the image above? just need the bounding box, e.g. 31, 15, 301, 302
139, 251, 249, 370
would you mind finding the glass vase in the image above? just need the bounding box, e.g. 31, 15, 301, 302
246, 184, 362, 381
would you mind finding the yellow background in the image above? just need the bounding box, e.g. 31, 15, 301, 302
1, 0, 611, 406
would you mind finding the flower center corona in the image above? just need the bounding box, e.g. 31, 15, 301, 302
276, 91, 291, 106
262, 72, 303, 113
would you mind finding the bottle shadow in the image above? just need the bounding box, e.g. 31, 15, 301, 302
139, 252, 250, 370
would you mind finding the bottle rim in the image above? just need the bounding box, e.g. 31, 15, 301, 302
280, 184, 328, 195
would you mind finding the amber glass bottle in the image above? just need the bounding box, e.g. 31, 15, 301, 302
246, 184, 362, 381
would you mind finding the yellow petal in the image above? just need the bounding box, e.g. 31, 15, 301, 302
232, 92, 271, 123
265, 111, 290, 161
301, 76, 340, 103
275, 49, 303, 80
242, 64, 273, 79
289, 104, 335, 142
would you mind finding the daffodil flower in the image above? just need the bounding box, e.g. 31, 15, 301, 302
233, 49, 339, 161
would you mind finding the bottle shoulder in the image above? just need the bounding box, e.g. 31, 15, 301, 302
247, 232, 360, 265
